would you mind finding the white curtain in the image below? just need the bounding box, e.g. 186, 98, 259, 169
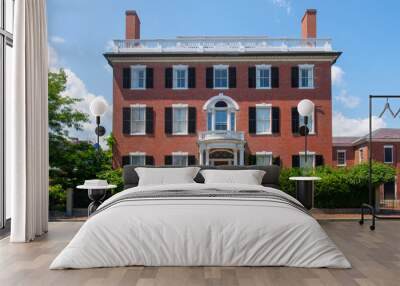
9, 0, 49, 242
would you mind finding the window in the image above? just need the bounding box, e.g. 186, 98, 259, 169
299, 65, 314, 89
300, 152, 315, 168
173, 106, 188, 134
384, 145, 393, 164
359, 148, 364, 163
130, 153, 146, 166
256, 152, 272, 166
130, 105, 146, 135
214, 65, 228, 89
256, 105, 271, 134
337, 150, 346, 166
173, 65, 188, 89
1, 0, 15, 228
172, 152, 188, 166
299, 109, 315, 134
131, 66, 146, 89
256, 65, 271, 89
207, 100, 236, 131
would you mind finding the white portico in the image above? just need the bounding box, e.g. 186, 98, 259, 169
198, 93, 246, 166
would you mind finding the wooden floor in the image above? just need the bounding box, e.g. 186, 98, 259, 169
0, 220, 399, 286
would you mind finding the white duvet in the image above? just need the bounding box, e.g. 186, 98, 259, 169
50, 183, 351, 269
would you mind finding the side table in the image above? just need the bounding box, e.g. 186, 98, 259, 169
289, 176, 321, 210
77, 180, 116, 216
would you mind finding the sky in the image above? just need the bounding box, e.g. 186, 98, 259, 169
47, 0, 400, 141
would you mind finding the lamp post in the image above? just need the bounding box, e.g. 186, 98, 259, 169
297, 99, 314, 163
90, 97, 108, 150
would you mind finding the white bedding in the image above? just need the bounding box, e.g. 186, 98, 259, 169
50, 183, 351, 269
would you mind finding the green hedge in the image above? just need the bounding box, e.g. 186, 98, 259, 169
280, 162, 396, 208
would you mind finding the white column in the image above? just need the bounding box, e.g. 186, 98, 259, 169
233, 149, 238, 166
205, 148, 210, 166
239, 148, 244, 165
199, 146, 204, 165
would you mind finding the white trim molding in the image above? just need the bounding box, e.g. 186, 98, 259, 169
130, 65, 147, 90
336, 149, 347, 166
203, 93, 239, 111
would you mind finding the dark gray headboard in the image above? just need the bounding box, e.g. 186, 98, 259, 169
123, 165, 281, 190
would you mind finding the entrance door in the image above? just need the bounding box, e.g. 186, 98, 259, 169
209, 149, 235, 166
384, 181, 395, 200
212, 159, 234, 166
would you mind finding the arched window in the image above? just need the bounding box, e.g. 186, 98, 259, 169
204, 94, 239, 132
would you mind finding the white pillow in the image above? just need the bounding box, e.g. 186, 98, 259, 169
200, 169, 266, 185
136, 167, 200, 186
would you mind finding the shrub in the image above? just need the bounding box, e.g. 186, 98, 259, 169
97, 168, 124, 195
280, 162, 396, 208
49, 184, 66, 211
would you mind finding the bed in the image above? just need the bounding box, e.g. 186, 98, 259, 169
50, 165, 351, 269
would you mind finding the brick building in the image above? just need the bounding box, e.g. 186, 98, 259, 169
333, 128, 400, 206
104, 9, 341, 168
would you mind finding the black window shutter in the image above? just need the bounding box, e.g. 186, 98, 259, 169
249, 107, 256, 134
248, 67, 256, 88
229, 67, 237, 88
272, 156, 281, 166
188, 107, 196, 134
188, 67, 196, 88
291, 66, 299, 88
122, 107, 131, 135
165, 67, 173, 88
188, 155, 196, 166
164, 107, 173, 134
292, 155, 300, 168
145, 107, 154, 134
291, 107, 300, 134
123, 68, 131, 89
248, 155, 256, 165
122, 156, 130, 166
206, 67, 214, 88
271, 67, 279, 88
315, 155, 324, 166
272, 107, 280, 134
165, 155, 172, 165
146, 68, 154, 88
145, 155, 154, 166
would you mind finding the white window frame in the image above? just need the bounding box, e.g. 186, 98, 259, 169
256, 103, 272, 135
337, 150, 347, 166
173, 65, 188, 90
298, 64, 314, 89
384, 145, 394, 164
213, 64, 229, 89
172, 104, 188, 135
299, 107, 315, 134
256, 151, 273, 166
129, 152, 146, 166
130, 104, 146, 135
299, 151, 316, 168
256, 64, 271, 89
131, 65, 146, 90
172, 151, 189, 166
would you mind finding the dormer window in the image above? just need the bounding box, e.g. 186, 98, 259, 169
213, 65, 228, 89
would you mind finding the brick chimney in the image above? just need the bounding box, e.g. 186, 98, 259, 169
301, 9, 317, 38
126, 10, 140, 39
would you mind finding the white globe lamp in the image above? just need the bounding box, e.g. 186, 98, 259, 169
90, 97, 108, 150
297, 99, 314, 117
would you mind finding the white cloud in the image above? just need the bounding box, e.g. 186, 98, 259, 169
51, 36, 66, 44
271, 0, 291, 14
331, 65, 344, 86
335, 89, 360, 109
333, 112, 386, 137
48, 44, 112, 148
63, 69, 112, 148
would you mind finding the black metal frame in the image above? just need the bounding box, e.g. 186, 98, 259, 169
359, 95, 400, 230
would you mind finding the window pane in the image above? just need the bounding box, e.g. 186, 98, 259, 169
173, 107, 187, 134
131, 107, 145, 134
337, 151, 345, 165
131, 155, 145, 166
230, 112, 235, 131
257, 155, 271, 166
132, 68, 145, 88
256, 107, 270, 133
299, 114, 313, 132
207, 112, 212, 131
215, 110, 227, 130
257, 68, 270, 88
300, 154, 314, 168
175, 69, 186, 88
214, 68, 228, 88
384, 147, 393, 163
173, 155, 187, 166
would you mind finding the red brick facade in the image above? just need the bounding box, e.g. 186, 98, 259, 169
105, 9, 340, 169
